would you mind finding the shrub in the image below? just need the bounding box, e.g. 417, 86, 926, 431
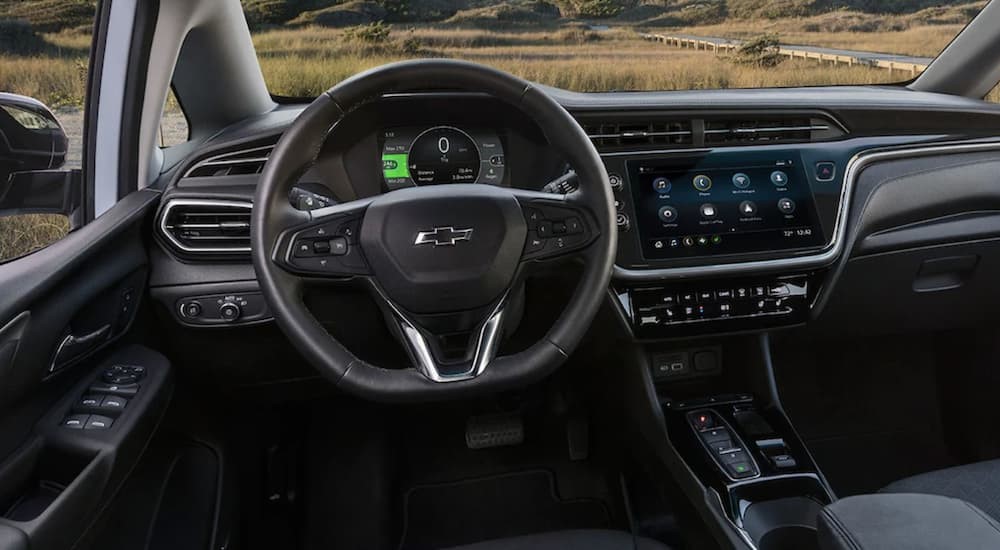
343, 20, 392, 45
0, 19, 47, 55
733, 33, 785, 68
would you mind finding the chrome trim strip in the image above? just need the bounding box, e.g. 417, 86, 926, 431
183, 145, 274, 177
157, 199, 253, 254
381, 291, 508, 383
613, 139, 1000, 281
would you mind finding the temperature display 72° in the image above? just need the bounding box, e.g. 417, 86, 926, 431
381, 126, 506, 190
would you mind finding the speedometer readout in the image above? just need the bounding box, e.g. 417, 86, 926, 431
381, 125, 505, 190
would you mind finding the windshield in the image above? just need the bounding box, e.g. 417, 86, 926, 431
249, 1, 985, 96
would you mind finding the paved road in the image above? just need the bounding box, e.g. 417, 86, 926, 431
661, 33, 933, 67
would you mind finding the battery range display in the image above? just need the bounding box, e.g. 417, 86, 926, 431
382, 153, 410, 180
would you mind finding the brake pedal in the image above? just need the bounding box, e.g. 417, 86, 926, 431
466, 413, 524, 449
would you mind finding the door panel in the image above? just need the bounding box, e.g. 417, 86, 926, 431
0, 190, 172, 549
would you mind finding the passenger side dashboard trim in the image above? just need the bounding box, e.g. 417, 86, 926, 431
613, 139, 1000, 282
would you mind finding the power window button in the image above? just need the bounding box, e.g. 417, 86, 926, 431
62, 414, 89, 429
89, 382, 139, 396
85, 415, 114, 430
101, 395, 128, 410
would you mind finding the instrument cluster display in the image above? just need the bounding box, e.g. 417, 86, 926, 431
381, 126, 506, 190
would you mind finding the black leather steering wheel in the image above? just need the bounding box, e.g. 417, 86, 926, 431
251, 59, 616, 402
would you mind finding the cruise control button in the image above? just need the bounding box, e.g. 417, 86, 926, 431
525, 233, 546, 254
564, 217, 583, 234
329, 237, 348, 256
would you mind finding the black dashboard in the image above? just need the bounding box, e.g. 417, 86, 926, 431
152, 85, 1000, 347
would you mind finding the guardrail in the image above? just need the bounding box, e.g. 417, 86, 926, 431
643, 33, 930, 77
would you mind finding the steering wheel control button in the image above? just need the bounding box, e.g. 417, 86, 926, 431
564, 217, 583, 234
658, 206, 679, 223
652, 177, 672, 194
699, 203, 718, 219
732, 173, 751, 189
608, 173, 624, 191
525, 233, 546, 254
219, 302, 242, 322
85, 415, 114, 430
62, 415, 89, 430
777, 198, 796, 214
536, 221, 553, 238
815, 161, 836, 182
770, 170, 789, 186
692, 175, 713, 192
329, 237, 349, 256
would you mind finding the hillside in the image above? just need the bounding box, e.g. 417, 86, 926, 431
0, 0, 984, 31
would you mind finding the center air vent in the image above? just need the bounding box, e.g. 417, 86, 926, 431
184, 140, 277, 178
583, 120, 693, 149
703, 116, 842, 145
158, 199, 252, 255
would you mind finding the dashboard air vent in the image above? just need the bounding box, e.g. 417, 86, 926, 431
184, 139, 278, 178
584, 120, 693, 149
703, 116, 842, 145
158, 199, 252, 255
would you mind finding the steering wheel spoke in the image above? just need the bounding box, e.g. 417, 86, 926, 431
376, 288, 508, 382
273, 199, 374, 278
513, 189, 600, 263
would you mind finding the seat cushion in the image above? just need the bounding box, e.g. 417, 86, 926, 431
881, 459, 1000, 521
444, 529, 670, 550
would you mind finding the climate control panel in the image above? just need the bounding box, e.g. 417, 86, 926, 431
625, 275, 812, 338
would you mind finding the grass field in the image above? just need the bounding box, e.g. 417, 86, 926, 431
0, 9, 992, 260
0, 20, 970, 110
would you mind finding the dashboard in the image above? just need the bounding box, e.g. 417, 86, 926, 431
153, 87, 1000, 343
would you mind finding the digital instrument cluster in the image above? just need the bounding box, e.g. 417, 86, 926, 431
381, 126, 506, 190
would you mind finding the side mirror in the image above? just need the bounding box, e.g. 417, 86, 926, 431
0, 93, 80, 224
0, 93, 82, 262
0, 92, 68, 181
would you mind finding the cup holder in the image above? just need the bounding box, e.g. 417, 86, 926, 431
733, 474, 831, 550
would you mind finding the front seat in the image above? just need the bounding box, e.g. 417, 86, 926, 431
446, 529, 670, 549
881, 459, 1000, 521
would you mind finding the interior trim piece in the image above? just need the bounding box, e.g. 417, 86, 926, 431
613, 139, 1000, 282
93, 0, 138, 216
382, 290, 508, 383
158, 198, 253, 254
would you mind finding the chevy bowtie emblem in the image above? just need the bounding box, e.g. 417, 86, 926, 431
414, 226, 474, 247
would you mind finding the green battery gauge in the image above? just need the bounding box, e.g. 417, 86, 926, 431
382, 153, 410, 179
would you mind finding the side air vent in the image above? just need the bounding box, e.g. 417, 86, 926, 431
583, 120, 693, 149
703, 116, 843, 145
184, 140, 278, 178
158, 199, 252, 255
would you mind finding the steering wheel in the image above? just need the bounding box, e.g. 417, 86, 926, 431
252, 60, 616, 402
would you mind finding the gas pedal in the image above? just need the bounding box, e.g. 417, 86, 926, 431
466, 413, 524, 449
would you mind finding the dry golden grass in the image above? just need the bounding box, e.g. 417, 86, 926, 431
257, 25, 900, 98
0, 214, 70, 263
676, 21, 965, 58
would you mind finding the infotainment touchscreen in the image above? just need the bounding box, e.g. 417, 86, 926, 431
628, 151, 826, 260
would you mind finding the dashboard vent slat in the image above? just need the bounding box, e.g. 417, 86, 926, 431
582, 119, 694, 150
158, 200, 253, 255
703, 116, 841, 145
184, 141, 278, 178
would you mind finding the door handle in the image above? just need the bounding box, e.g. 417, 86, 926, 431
49, 324, 111, 372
